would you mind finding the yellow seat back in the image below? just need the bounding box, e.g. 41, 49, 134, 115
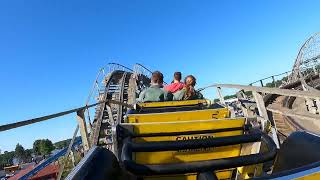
127, 108, 229, 123
122, 118, 245, 179
137, 99, 209, 108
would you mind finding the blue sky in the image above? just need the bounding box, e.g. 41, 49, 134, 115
1, 0, 320, 152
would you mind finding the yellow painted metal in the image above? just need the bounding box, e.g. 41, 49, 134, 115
144, 171, 233, 180
237, 161, 262, 179
127, 108, 230, 123
295, 171, 320, 180
127, 118, 244, 134
126, 118, 245, 179
236, 141, 263, 179
137, 99, 209, 108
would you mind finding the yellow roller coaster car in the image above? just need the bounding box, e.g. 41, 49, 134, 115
118, 99, 271, 180
68, 99, 320, 180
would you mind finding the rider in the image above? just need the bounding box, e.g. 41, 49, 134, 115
165, 72, 184, 93
173, 75, 203, 100
138, 71, 173, 102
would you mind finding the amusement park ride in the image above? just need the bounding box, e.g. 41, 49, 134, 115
2, 33, 320, 180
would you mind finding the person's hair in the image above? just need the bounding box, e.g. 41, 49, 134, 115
151, 71, 164, 84
184, 75, 196, 86
173, 72, 182, 82
184, 75, 196, 100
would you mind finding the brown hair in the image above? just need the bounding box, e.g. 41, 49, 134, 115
151, 71, 164, 84
184, 75, 196, 100
174, 72, 182, 81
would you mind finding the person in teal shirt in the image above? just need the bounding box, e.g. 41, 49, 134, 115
137, 71, 173, 102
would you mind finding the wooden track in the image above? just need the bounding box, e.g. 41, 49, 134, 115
267, 96, 304, 142
265, 76, 320, 142
90, 68, 151, 157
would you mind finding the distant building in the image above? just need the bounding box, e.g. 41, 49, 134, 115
8, 164, 59, 180
30, 164, 59, 180
3, 165, 19, 174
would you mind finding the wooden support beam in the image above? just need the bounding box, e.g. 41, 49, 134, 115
272, 76, 276, 87
267, 107, 320, 122
76, 110, 90, 153
70, 151, 76, 167
216, 87, 226, 105
211, 84, 320, 99
57, 125, 79, 180
252, 91, 280, 148
260, 80, 264, 87
252, 92, 269, 130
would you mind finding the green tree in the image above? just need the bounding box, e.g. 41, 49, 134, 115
40, 139, 55, 155
33, 140, 42, 155
25, 149, 33, 162
15, 144, 26, 163
54, 139, 71, 149
0, 151, 14, 166
33, 139, 55, 156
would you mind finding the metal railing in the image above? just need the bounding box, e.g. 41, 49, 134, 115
1, 62, 134, 178
107, 63, 133, 73
200, 83, 320, 148
249, 71, 292, 87
133, 63, 153, 78
0, 99, 133, 179
0, 102, 101, 132
1, 62, 160, 179
133, 63, 167, 85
